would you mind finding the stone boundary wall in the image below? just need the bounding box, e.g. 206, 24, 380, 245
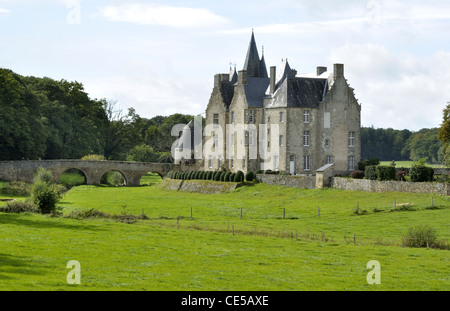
159, 179, 238, 194
332, 177, 449, 196
256, 174, 316, 189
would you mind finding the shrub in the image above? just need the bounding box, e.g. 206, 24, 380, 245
0, 200, 37, 213
402, 225, 447, 249
213, 171, 221, 181
224, 172, 232, 182
364, 165, 378, 180
31, 180, 62, 214
207, 171, 214, 180
81, 154, 106, 161
229, 173, 236, 182
376, 166, 396, 181
245, 171, 255, 182
234, 171, 244, 182
0, 181, 31, 197
219, 172, 226, 182
358, 158, 380, 171
409, 165, 434, 182
350, 170, 364, 179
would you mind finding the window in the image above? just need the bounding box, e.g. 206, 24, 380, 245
218, 156, 222, 168
208, 156, 213, 169
243, 159, 246, 169
213, 114, 219, 127
280, 111, 285, 122
249, 110, 254, 124
348, 132, 355, 147
303, 156, 310, 171
303, 110, 310, 123
325, 139, 330, 148
326, 156, 333, 164
280, 135, 284, 146
348, 156, 355, 171
303, 131, 310, 146
213, 134, 218, 150
245, 109, 255, 124
231, 111, 235, 124
231, 156, 234, 168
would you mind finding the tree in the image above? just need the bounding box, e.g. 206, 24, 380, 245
127, 144, 160, 162
438, 102, 450, 147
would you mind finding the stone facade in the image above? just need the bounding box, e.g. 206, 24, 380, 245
203, 32, 361, 176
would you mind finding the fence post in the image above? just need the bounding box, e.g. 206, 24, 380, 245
283, 208, 285, 219
318, 206, 320, 218
190, 207, 193, 218
353, 234, 356, 245
240, 208, 243, 219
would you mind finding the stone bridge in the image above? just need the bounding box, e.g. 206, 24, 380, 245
0, 160, 188, 186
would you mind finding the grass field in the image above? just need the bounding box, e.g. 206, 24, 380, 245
0, 181, 448, 291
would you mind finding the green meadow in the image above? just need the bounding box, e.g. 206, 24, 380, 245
0, 178, 449, 291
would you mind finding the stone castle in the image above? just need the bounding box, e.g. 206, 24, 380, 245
202, 32, 361, 176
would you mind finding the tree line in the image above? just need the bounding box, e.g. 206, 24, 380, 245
1, 68, 448, 165
361, 127, 443, 164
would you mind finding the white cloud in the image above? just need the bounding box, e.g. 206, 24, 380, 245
99, 3, 230, 28
0, 7, 11, 16
327, 43, 450, 130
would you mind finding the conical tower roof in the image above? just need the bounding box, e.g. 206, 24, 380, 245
243, 31, 261, 77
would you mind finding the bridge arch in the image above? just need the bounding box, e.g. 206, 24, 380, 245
58, 168, 88, 187
100, 170, 128, 186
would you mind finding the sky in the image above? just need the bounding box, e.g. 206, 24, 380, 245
1, 0, 450, 131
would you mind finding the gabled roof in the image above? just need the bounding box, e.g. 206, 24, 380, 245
275, 58, 295, 91
244, 77, 270, 108
267, 76, 328, 109
220, 80, 235, 109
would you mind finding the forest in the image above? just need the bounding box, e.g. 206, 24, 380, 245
0, 68, 446, 165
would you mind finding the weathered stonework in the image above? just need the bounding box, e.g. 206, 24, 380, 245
160, 179, 238, 194
0, 160, 184, 186
332, 177, 449, 196
256, 174, 316, 189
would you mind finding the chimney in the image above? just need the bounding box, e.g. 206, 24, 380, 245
214, 73, 230, 87
333, 64, 344, 79
270, 66, 276, 94
291, 69, 297, 76
238, 70, 248, 85
316, 66, 327, 76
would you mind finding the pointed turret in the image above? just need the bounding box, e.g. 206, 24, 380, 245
275, 58, 295, 90
259, 47, 268, 78
243, 31, 261, 78
229, 65, 238, 84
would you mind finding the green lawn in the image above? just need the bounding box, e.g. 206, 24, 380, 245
380, 161, 446, 168
0, 181, 449, 291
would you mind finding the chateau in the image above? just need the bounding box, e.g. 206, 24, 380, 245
203, 32, 361, 176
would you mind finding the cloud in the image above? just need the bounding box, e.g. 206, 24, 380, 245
0, 8, 11, 16
327, 43, 450, 130
99, 3, 230, 28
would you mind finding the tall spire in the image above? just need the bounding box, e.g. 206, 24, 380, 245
243, 30, 261, 77
259, 45, 268, 78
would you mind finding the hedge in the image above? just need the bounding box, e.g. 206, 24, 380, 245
410, 165, 434, 182
376, 166, 396, 181
364, 165, 378, 180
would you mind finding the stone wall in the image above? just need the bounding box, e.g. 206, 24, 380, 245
159, 179, 239, 194
332, 177, 449, 196
256, 174, 316, 189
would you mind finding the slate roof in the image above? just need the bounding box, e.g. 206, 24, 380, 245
220, 81, 235, 109
267, 77, 328, 109
244, 77, 270, 108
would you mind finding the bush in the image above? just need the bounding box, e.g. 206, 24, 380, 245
81, 154, 106, 161
31, 180, 62, 214
350, 170, 364, 179
376, 166, 396, 181
245, 171, 255, 182
234, 171, 244, 182
213, 171, 221, 181
229, 173, 236, 182
219, 171, 226, 182
358, 158, 380, 171
207, 171, 214, 180
0, 200, 37, 213
402, 225, 447, 249
0, 181, 31, 197
410, 165, 434, 182
364, 165, 378, 180
224, 172, 232, 182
